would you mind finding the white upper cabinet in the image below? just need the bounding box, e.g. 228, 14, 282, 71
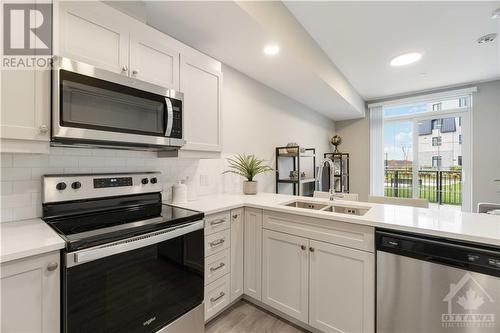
130, 26, 180, 90
180, 54, 223, 152
55, 1, 130, 74
262, 229, 309, 323
309, 240, 375, 333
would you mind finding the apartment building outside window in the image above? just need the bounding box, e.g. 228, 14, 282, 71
432, 103, 442, 111
432, 156, 442, 168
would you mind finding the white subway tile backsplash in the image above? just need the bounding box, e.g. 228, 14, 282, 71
1, 168, 32, 181
0, 149, 226, 223
1, 154, 13, 167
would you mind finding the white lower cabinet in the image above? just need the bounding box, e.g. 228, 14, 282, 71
1, 251, 60, 333
205, 248, 231, 286
204, 273, 230, 321
230, 208, 244, 302
243, 208, 263, 301
262, 230, 309, 323
309, 240, 375, 333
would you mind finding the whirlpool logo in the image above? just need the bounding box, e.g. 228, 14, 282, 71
143, 316, 157, 327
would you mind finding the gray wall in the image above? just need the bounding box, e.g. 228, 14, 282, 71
335, 80, 500, 210
472, 80, 500, 209
334, 115, 370, 201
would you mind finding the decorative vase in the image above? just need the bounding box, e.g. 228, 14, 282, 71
243, 181, 257, 195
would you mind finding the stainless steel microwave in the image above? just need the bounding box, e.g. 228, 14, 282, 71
52, 57, 184, 150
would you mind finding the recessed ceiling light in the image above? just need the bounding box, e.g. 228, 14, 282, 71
390, 52, 422, 67
492, 8, 500, 19
263, 44, 280, 56
477, 33, 497, 44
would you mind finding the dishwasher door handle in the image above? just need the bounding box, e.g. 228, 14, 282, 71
425, 255, 467, 268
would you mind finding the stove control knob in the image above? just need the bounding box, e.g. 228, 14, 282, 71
150, 177, 158, 184
71, 181, 81, 190
56, 182, 67, 191
141, 178, 149, 185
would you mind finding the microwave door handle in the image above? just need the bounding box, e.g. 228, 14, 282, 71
165, 98, 173, 137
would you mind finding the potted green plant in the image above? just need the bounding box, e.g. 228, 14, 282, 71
223, 154, 273, 195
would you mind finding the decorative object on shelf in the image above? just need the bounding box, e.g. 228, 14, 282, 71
276, 145, 316, 196
223, 154, 273, 195
286, 142, 299, 154
321, 152, 350, 193
330, 135, 342, 153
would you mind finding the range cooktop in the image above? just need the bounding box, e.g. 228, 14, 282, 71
42, 173, 204, 251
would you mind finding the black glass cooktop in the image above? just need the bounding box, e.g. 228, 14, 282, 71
43, 193, 204, 251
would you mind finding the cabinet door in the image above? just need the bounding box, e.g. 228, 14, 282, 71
230, 208, 244, 302
243, 208, 262, 300
130, 26, 180, 90
1, 68, 50, 144
56, 1, 129, 74
262, 229, 309, 323
180, 54, 223, 152
1, 252, 60, 333
309, 240, 375, 333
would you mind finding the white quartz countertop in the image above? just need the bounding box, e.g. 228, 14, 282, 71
1, 218, 65, 264
168, 193, 500, 247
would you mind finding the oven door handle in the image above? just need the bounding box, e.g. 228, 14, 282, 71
165, 98, 174, 137
67, 220, 204, 267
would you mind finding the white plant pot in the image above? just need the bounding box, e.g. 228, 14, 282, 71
243, 181, 257, 195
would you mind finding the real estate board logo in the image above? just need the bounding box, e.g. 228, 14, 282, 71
2, 2, 52, 68
441, 272, 495, 329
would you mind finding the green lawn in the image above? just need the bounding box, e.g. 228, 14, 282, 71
384, 183, 462, 205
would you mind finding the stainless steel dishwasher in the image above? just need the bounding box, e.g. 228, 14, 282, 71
376, 230, 500, 333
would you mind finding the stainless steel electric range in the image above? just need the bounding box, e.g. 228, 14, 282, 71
42, 172, 205, 333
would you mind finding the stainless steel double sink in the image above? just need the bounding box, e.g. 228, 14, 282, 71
283, 200, 369, 216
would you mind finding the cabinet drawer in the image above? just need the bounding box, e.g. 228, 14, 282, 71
263, 210, 374, 252
205, 229, 230, 257
205, 274, 230, 321
205, 248, 230, 286
204, 212, 230, 235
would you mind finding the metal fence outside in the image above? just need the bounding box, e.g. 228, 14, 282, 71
384, 169, 462, 205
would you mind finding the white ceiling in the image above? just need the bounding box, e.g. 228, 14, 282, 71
285, 1, 500, 100
144, 1, 365, 120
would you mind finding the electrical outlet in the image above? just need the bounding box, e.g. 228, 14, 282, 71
200, 174, 209, 186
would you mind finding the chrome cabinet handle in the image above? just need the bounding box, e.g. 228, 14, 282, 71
210, 292, 225, 303
210, 262, 225, 272
47, 262, 58, 271
309, 247, 315, 252
121, 65, 128, 72
132, 69, 138, 75
300, 245, 306, 250
210, 218, 225, 226
209, 239, 225, 247
39, 125, 49, 133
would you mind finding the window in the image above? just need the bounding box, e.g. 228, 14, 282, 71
458, 156, 462, 166
432, 103, 442, 111
459, 97, 467, 107
432, 119, 442, 130
432, 136, 442, 146
432, 156, 442, 168
459, 134, 462, 144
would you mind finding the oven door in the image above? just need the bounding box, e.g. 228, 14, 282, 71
52, 57, 180, 148
63, 221, 204, 333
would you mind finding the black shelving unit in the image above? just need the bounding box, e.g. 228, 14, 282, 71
323, 152, 350, 193
276, 146, 316, 196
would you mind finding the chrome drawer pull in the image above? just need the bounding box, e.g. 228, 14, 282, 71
210, 292, 225, 303
210, 262, 225, 272
209, 238, 225, 247
210, 219, 226, 226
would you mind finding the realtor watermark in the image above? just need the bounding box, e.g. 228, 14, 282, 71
2, 2, 52, 69
441, 272, 496, 329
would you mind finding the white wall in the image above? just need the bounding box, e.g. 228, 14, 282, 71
0, 65, 335, 222
221, 64, 334, 193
